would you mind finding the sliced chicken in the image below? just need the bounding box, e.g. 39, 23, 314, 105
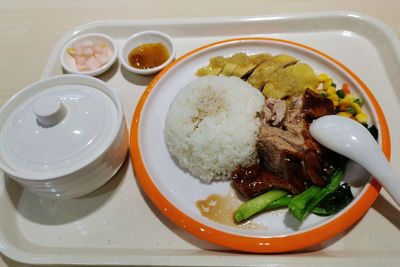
246, 54, 298, 89
196, 56, 227, 76
220, 53, 248, 76
262, 63, 319, 99
232, 53, 272, 78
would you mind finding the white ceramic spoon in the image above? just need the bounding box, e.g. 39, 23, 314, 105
309, 115, 400, 207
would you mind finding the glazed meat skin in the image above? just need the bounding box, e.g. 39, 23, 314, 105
231, 163, 302, 197
233, 89, 340, 198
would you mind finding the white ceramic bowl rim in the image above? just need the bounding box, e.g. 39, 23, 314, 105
0, 74, 124, 181
119, 30, 176, 75
60, 33, 118, 76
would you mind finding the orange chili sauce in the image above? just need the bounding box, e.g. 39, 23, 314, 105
128, 43, 169, 69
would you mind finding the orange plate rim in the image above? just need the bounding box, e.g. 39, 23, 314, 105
130, 37, 391, 253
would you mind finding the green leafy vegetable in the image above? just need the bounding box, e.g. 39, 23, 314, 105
264, 195, 292, 210
368, 125, 379, 140
234, 190, 288, 223
311, 183, 353, 216
288, 169, 344, 221
234, 168, 351, 224
288, 186, 321, 221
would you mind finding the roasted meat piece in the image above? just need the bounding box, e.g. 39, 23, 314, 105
232, 164, 302, 197
233, 89, 340, 198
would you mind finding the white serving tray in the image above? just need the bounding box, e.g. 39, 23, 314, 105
1, 11, 400, 266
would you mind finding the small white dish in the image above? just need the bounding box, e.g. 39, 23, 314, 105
0, 74, 128, 199
119, 31, 175, 75
60, 33, 117, 76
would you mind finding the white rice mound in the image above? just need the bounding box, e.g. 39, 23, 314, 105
164, 76, 265, 183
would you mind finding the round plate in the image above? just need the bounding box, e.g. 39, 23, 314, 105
130, 38, 390, 252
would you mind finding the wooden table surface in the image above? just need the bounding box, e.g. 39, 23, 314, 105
1, 0, 399, 266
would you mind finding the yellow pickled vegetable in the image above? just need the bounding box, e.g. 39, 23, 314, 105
326, 86, 335, 95
323, 79, 333, 90
337, 112, 353, 118
350, 102, 363, 114
356, 113, 368, 124
66, 47, 76, 56
318, 73, 329, 82
343, 93, 356, 102
331, 99, 339, 107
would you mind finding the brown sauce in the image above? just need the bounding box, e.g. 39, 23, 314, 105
128, 43, 169, 69
196, 191, 267, 230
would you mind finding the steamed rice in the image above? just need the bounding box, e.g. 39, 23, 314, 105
164, 76, 265, 183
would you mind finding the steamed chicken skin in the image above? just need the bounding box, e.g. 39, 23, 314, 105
196, 53, 320, 100
220, 53, 249, 76
262, 63, 319, 99
196, 53, 272, 78
232, 53, 272, 78
196, 56, 227, 76
246, 54, 298, 89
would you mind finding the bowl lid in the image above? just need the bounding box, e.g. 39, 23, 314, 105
0, 75, 119, 179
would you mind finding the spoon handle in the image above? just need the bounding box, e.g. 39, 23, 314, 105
343, 136, 400, 206
363, 153, 400, 206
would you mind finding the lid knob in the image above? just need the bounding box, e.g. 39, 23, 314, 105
33, 95, 66, 127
